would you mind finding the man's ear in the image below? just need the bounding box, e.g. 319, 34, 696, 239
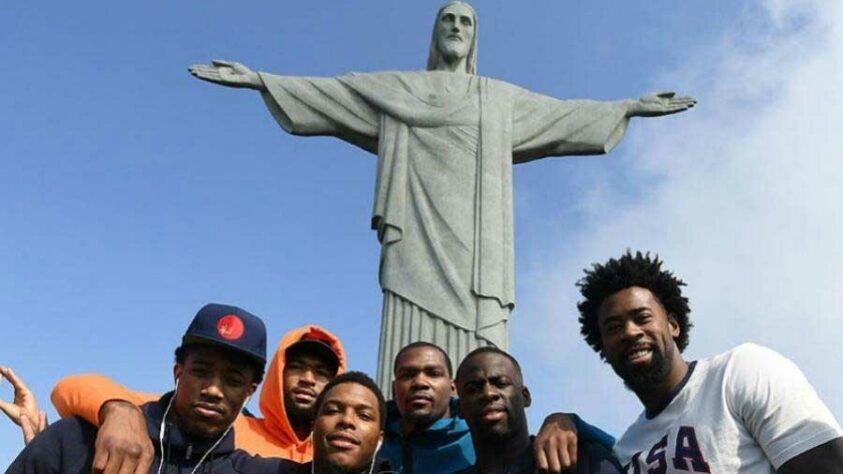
449, 378, 456, 396
391, 380, 396, 401
248, 382, 258, 397
667, 313, 680, 338
173, 363, 183, 385
522, 385, 532, 408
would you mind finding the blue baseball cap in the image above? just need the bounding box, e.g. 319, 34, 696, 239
182, 303, 267, 365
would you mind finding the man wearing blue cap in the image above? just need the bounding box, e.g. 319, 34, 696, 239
7, 303, 292, 473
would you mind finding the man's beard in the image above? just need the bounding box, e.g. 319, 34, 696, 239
611, 346, 671, 392
476, 425, 517, 444
285, 399, 316, 427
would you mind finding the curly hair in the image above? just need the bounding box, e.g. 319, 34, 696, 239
577, 251, 692, 358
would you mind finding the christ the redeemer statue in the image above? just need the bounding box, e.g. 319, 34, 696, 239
189, 1, 695, 392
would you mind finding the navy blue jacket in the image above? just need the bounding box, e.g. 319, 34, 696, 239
454, 436, 622, 474
6, 393, 294, 473
379, 398, 618, 473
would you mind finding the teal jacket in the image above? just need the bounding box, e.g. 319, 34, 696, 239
380, 398, 474, 473
379, 398, 616, 474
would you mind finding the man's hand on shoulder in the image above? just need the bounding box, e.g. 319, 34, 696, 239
92, 400, 154, 474
534, 412, 578, 473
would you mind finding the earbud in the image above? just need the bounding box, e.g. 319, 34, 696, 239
368, 440, 384, 474
174, 377, 180, 393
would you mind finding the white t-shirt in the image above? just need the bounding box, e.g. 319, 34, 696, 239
614, 343, 842, 473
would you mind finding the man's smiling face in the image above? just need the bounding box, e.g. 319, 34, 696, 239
313, 382, 383, 472
597, 286, 681, 391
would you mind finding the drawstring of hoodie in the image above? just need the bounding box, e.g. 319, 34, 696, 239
186, 423, 233, 473
157, 392, 176, 474
165, 431, 171, 473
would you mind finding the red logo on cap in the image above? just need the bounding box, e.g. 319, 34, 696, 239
217, 315, 245, 340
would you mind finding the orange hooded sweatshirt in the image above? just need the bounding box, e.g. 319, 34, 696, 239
50, 324, 347, 462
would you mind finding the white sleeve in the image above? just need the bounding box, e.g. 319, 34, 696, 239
724, 343, 843, 468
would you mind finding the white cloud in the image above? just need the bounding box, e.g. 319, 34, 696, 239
516, 0, 843, 434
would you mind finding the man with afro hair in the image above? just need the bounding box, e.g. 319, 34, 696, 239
577, 251, 843, 473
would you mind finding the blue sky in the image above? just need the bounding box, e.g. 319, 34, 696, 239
2, 0, 841, 463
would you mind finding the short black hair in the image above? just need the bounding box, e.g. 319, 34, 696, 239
314, 371, 387, 429
455, 346, 523, 383
393, 341, 453, 377
576, 250, 692, 358
174, 343, 265, 385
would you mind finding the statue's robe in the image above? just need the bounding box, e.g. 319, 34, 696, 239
259, 70, 629, 391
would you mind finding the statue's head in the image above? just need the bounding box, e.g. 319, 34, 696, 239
426, 1, 478, 74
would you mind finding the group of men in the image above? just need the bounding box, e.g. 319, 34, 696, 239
2, 251, 842, 473
2, 307, 613, 472
4, 0, 841, 470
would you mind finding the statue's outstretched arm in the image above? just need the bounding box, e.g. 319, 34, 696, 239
188, 60, 265, 91
626, 91, 696, 118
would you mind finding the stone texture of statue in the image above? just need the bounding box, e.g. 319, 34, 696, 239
188, 1, 695, 392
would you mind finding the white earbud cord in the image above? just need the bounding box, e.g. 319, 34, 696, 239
156, 380, 178, 474
186, 394, 251, 474
368, 440, 383, 474
187, 423, 233, 474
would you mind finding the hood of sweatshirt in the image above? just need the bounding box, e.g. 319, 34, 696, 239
259, 325, 348, 449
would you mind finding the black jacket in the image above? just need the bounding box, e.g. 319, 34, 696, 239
6, 393, 294, 473
454, 436, 622, 474
281, 460, 394, 473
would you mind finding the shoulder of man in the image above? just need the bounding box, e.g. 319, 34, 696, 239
719, 342, 843, 468
695, 342, 788, 388
719, 341, 778, 361
714, 342, 808, 392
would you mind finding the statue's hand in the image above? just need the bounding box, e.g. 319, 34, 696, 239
628, 91, 696, 117
188, 60, 264, 90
